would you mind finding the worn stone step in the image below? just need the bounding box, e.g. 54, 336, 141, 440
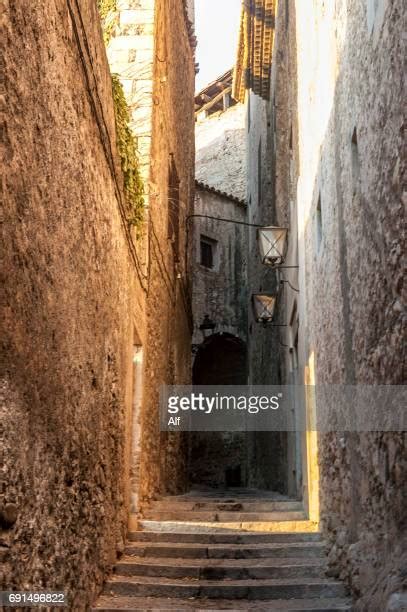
103, 575, 348, 600
115, 556, 326, 580
128, 531, 322, 544
138, 519, 318, 534
147, 500, 303, 512
161, 490, 290, 502
93, 594, 353, 610
125, 540, 326, 560
141, 510, 307, 522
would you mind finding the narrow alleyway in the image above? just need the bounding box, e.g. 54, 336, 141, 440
93, 489, 351, 611
2, 0, 405, 610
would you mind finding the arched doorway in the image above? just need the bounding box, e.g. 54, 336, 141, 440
189, 333, 248, 488
189, 332, 289, 493
192, 332, 247, 385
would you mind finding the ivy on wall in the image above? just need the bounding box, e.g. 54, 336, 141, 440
97, 0, 118, 45
97, 1, 144, 231
111, 75, 144, 229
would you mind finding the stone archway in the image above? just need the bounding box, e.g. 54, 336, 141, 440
189, 333, 289, 493
192, 332, 247, 385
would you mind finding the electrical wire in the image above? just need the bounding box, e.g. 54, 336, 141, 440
280, 277, 300, 293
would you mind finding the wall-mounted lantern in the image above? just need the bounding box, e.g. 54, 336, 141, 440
257, 226, 288, 267
199, 314, 216, 340
252, 293, 277, 325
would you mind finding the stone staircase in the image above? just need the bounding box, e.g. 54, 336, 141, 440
93, 490, 352, 611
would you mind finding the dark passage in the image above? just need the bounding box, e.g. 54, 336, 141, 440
192, 333, 247, 385
189, 333, 247, 488
189, 333, 289, 494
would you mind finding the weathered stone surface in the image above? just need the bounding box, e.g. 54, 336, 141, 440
128, 531, 322, 543
195, 103, 246, 202
386, 592, 407, 611
136, 0, 195, 503
0, 504, 17, 530
264, 0, 406, 609
114, 556, 326, 580
242, 81, 289, 495
104, 574, 348, 599
1, 1, 144, 607
191, 189, 248, 345
93, 500, 349, 609
1, 0, 195, 608
92, 594, 353, 610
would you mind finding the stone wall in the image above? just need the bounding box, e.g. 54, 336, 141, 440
1, 1, 145, 607
192, 189, 248, 344
266, 0, 302, 501
1, 0, 195, 607
101, 0, 195, 511
137, 0, 195, 502
270, 0, 406, 608
193, 94, 247, 343
245, 91, 280, 387
244, 90, 288, 493
190, 187, 248, 487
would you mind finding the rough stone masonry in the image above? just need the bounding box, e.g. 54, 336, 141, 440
0, 0, 195, 609
266, 0, 406, 609
1, 2, 139, 606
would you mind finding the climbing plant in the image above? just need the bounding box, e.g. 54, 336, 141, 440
97, 0, 118, 45
97, 1, 144, 231
111, 74, 144, 230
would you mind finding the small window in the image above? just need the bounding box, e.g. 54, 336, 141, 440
200, 236, 217, 269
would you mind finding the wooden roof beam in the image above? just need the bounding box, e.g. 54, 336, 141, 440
194, 86, 233, 116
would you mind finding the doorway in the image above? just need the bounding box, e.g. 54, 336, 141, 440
189, 333, 247, 488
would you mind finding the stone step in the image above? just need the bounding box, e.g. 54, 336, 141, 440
138, 519, 318, 534
147, 500, 303, 512
103, 575, 348, 600
93, 595, 353, 610
93, 493, 350, 611
161, 491, 290, 501
115, 556, 326, 580
128, 531, 322, 544
125, 541, 326, 559
141, 510, 307, 522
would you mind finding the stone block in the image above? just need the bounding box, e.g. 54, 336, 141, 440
119, 9, 154, 26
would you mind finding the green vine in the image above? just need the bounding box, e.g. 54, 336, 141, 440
97, 1, 144, 231
97, 0, 118, 45
111, 75, 144, 230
